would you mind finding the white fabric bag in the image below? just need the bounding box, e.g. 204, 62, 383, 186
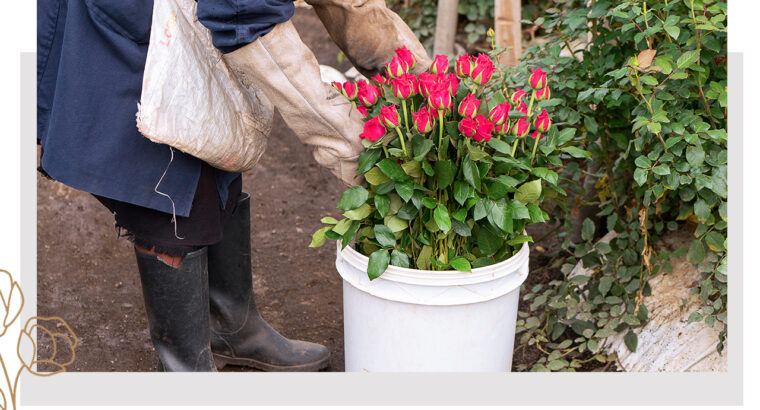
137, 0, 273, 172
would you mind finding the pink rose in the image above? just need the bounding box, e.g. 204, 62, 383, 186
535, 86, 551, 101
529, 67, 548, 89
417, 72, 438, 97
512, 116, 530, 137
455, 54, 474, 78
331, 81, 343, 94
390, 76, 413, 99
446, 73, 459, 95
459, 117, 477, 138
488, 102, 510, 125
534, 109, 552, 133
458, 94, 481, 118
473, 115, 494, 142
471, 54, 495, 86
386, 56, 408, 79
412, 106, 434, 134
430, 54, 449, 75
370, 73, 387, 87
360, 116, 386, 142
395, 45, 417, 71
428, 83, 452, 111
380, 104, 401, 128
357, 105, 368, 118
357, 82, 381, 106
510, 89, 527, 105
342, 81, 358, 100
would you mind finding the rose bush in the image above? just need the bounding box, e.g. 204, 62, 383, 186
312, 44, 587, 279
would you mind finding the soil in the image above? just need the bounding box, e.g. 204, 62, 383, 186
36, 7, 606, 373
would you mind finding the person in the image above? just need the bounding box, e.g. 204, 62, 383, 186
37, 0, 430, 372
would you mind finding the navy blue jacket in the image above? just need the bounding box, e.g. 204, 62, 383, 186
37, 0, 294, 216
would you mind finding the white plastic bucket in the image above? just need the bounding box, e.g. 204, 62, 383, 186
335, 242, 530, 372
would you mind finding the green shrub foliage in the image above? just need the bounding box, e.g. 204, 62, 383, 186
507, 0, 727, 371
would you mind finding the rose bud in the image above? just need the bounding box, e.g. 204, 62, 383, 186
517, 101, 528, 114
446, 73, 460, 95
455, 54, 474, 78
386, 56, 408, 79
474, 115, 494, 142
512, 116, 531, 137
530, 130, 543, 140
412, 106, 434, 134
370, 73, 387, 86
510, 89, 528, 105
360, 116, 387, 142
417, 72, 438, 97
534, 109, 552, 133
390, 76, 414, 99
357, 82, 381, 106
529, 67, 548, 89
400, 73, 419, 97
357, 105, 369, 118
488, 102, 510, 125
471, 54, 495, 86
395, 45, 417, 71
494, 122, 507, 135
380, 104, 401, 129
459, 117, 477, 139
428, 83, 452, 111
430, 54, 449, 75
342, 81, 358, 100
535, 86, 551, 101
458, 94, 481, 119
331, 81, 344, 94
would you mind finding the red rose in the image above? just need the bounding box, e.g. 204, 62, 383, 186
395, 45, 417, 71
380, 104, 401, 128
455, 54, 473, 78
386, 56, 408, 78
517, 101, 528, 114
390, 76, 413, 99
370, 73, 387, 87
494, 123, 507, 135
430, 54, 449, 75
342, 81, 358, 100
417, 72, 438, 97
428, 83, 452, 111
458, 93, 480, 118
411, 106, 434, 134
529, 67, 548, 89
357, 105, 368, 118
510, 89, 527, 105
357, 82, 381, 106
512, 116, 530, 137
471, 54, 495, 86
530, 130, 543, 140
474, 114, 494, 142
458, 117, 477, 138
535, 86, 551, 101
446, 73, 459, 95
331, 81, 343, 94
488, 102, 510, 125
534, 109, 552, 133
360, 116, 386, 142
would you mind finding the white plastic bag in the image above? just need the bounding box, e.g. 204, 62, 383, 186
137, 0, 273, 172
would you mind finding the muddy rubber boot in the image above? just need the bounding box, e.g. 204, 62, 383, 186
207, 193, 329, 371
134, 247, 216, 372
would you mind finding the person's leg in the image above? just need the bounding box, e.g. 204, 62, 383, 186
207, 193, 330, 371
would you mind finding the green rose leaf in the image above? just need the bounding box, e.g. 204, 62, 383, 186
337, 186, 369, 211
377, 158, 410, 182
373, 224, 396, 248
624, 330, 638, 353
309, 227, 329, 248
454, 181, 471, 206
364, 166, 390, 186
515, 180, 542, 205
367, 249, 391, 280
463, 156, 481, 190
390, 250, 411, 268
449, 257, 472, 272
434, 203, 452, 234
687, 239, 706, 265
344, 203, 373, 220
374, 194, 390, 218
435, 160, 456, 190
320, 217, 339, 225
356, 149, 383, 176
395, 180, 415, 202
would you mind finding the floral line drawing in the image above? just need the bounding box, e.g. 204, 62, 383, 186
0, 269, 77, 410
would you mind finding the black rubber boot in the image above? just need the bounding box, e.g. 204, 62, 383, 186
208, 193, 329, 371
134, 247, 216, 372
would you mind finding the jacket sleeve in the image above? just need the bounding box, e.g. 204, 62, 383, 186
196, 0, 295, 54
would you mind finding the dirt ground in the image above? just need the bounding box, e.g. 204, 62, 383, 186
36, 7, 588, 373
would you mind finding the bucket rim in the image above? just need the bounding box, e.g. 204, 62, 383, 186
337, 240, 529, 287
